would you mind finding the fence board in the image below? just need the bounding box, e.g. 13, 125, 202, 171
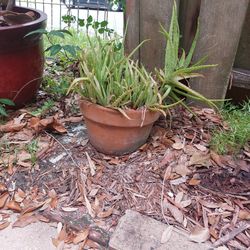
189, 0, 249, 101
124, 0, 140, 61
139, 0, 179, 71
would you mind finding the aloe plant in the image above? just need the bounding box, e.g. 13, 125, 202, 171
157, 2, 217, 110
68, 35, 179, 114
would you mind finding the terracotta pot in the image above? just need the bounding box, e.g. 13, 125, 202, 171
0, 7, 47, 108
79, 99, 160, 155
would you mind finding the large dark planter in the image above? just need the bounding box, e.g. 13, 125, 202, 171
0, 7, 47, 107
80, 99, 160, 155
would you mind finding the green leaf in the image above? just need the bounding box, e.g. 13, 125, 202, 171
62, 45, 78, 57
78, 18, 85, 27
100, 20, 108, 27
24, 28, 48, 38
87, 15, 93, 23
46, 44, 62, 56
0, 105, 7, 117
98, 28, 105, 34
0, 98, 15, 106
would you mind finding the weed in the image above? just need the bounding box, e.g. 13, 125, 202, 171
26, 140, 39, 165
0, 98, 15, 117
210, 100, 250, 154
31, 100, 55, 117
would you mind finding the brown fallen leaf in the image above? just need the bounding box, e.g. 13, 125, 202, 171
7, 200, 22, 212
21, 201, 45, 215
61, 207, 78, 212
194, 144, 208, 152
86, 152, 96, 176
239, 210, 250, 220
12, 215, 38, 228
97, 207, 114, 219
189, 226, 210, 243
188, 178, 201, 186
172, 142, 185, 150
73, 229, 89, 244
30, 116, 66, 133
164, 200, 184, 224
199, 199, 220, 209
0, 221, 10, 230
189, 152, 210, 166
0, 122, 26, 133
0, 192, 9, 208
0, 183, 7, 193
210, 151, 224, 167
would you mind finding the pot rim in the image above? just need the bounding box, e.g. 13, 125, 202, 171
80, 99, 161, 127
0, 6, 47, 31
80, 98, 158, 115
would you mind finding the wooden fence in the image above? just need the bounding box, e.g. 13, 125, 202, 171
125, 0, 250, 102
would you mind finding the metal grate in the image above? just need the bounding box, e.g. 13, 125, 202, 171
17, 0, 123, 35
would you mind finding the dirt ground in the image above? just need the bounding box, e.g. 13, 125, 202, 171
0, 94, 249, 249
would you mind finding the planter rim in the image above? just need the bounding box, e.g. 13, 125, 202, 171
80, 99, 160, 128
0, 6, 47, 31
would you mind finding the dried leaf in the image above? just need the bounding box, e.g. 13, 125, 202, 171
73, 229, 89, 244
0, 183, 7, 193
61, 207, 78, 212
210, 151, 224, 167
188, 178, 201, 186
189, 152, 210, 166
97, 207, 113, 218
0, 122, 26, 133
189, 226, 210, 243
165, 200, 184, 224
172, 142, 184, 150
7, 200, 22, 212
194, 144, 207, 152
239, 210, 250, 220
199, 200, 220, 209
12, 215, 38, 228
0, 221, 10, 230
161, 226, 173, 243
85, 152, 96, 176
0, 192, 9, 208
180, 199, 192, 208
22, 201, 45, 215
174, 164, 191, 177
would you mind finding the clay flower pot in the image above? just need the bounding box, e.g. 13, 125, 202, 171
0, 7, 47, 108
80, 99, 160, 155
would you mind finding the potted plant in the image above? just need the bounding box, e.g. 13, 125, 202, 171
68, 3, 216, 155
0, 0, 47, 107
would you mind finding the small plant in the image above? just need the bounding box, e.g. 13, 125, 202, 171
0, 98, 15, 117
30, 100, 55, 117
156, 2, 217, 111
210, 100, 250, 154
26, 29, 81, 58
26, 139, 39, 165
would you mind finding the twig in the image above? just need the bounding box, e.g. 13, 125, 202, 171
44, 131, 81, 169
213, 223, 250, 247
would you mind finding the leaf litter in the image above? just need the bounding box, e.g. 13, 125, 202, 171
0, 98, 249, 249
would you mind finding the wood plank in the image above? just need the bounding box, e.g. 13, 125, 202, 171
234, 3, 250, 70
189, 0, 249, 102
231, 68, 250, 90
124, 0, 140, 61
179, 0, 201, 52
139, 0, 179, 71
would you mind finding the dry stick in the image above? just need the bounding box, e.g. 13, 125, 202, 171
44, 131, 81, 170
213, 223, 250, 248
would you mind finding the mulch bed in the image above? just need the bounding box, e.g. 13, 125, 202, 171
0, 95, 249, 249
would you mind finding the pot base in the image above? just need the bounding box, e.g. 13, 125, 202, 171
80, 100, 160, 155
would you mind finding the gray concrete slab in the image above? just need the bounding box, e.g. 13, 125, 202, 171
0, 214, 57, 250
109, 210, 212, 250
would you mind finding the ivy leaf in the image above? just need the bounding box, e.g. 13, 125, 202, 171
100, 20, 108, 27
0, 105, 8, 117
24, 28, 48, 38
46, 44, 62, 56
87, 15, 93, 24
78, 18, 85, 27
0, 99, 15, 106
